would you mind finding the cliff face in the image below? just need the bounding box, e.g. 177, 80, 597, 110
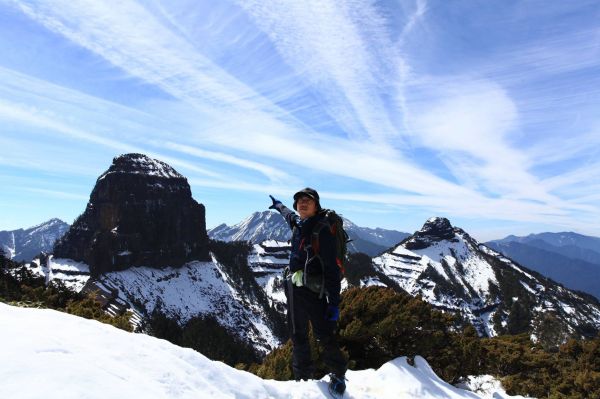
54, 153, 210, 275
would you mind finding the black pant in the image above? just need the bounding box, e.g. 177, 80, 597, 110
286, 282, 347, 380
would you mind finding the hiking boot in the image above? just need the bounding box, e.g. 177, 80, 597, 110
328, 373, 346, 396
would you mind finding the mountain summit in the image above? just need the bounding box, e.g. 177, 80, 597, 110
98, 153, 184, 180
403, 217, 457, 249
53, 153, 210, 275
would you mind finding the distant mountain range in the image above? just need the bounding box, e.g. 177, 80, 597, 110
208, 210, 409, 257
487, 232, 600, 299
0, 219, 69, 261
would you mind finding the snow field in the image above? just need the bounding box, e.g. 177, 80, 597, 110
0, 303, 523, 399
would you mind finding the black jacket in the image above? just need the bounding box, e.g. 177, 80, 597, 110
273, 203, 341, 306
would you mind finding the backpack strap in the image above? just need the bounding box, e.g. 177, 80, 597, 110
310, 214, 332, 256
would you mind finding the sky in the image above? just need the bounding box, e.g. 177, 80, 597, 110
0, 303, 521, 399
0, 0, 599, 242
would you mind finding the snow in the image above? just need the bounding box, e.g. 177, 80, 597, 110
98, 259, 281, 353
2, 241, 16, 259
479, 311, 497, 337
0, 302, 522, 399
361, 276, 387, 287
392, 245, 420, 257
520, 281, 538, 295
29, 257, 91, 291
558, 301, 576, 316
458, 375, 533, 399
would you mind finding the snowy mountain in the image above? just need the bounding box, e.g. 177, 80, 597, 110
0, 218, 69, 261
208, 210, 408, 256
0, 302, 524, 399
370, 217, 600, 338
209, 211, 291, 243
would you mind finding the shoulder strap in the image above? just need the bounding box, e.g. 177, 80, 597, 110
310, 211, 332, 255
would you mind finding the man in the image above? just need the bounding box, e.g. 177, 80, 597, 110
269, 188, 347, 396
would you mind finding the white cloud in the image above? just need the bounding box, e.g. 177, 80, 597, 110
3, 0, 599, 236
162, 141, 290, 182
0, 99, 221, 179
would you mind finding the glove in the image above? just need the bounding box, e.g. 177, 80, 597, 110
268, 195, 282, 210
291, 270, 304, 287
325, 304, 339, 321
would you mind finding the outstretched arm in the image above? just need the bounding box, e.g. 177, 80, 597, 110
268, 195, 299, 230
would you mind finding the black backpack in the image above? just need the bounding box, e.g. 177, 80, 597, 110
310, 209, 350, 276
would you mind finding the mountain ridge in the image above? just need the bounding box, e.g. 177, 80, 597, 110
0, 218, 69, 261
208, 210, 409, 257
487, 232, 600, 299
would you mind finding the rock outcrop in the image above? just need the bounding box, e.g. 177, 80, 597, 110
402, 217, 459, 250
54, 153, 210, 275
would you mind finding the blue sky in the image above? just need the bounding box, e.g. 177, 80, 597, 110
1, 0, 599, 242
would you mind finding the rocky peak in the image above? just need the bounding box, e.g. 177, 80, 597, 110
403, 216, 457, 250
421, 217, 453, 234
53, 154, 210, 275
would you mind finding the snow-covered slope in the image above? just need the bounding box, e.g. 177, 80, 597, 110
0, 218, 69, 261
26, 253, 282, 354
0, 303, 524, 399
372, 217, 600, 337
95, 257, 280, 353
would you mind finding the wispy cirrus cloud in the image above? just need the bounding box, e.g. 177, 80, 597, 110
1, 0, 599, 237
238, 0, 407, 142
